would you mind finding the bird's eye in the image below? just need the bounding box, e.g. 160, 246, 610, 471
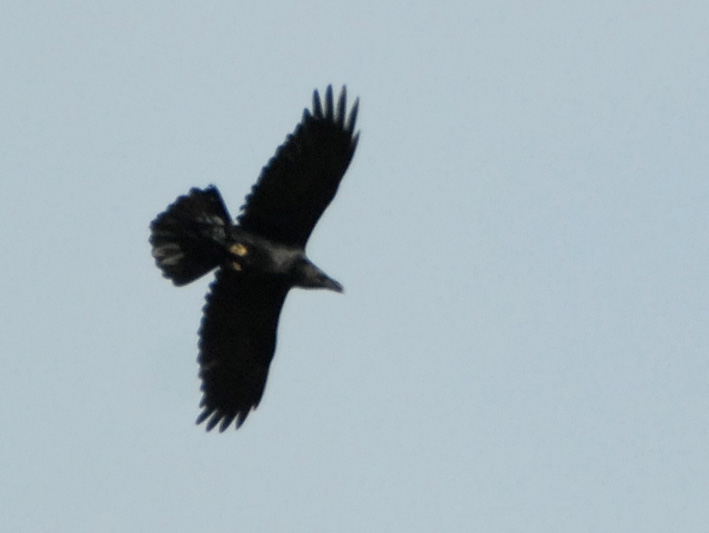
230, 243, 248, 257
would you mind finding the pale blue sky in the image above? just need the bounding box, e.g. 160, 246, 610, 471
1, 2, 708, 531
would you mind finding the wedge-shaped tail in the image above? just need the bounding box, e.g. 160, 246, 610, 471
150, 186, 232, 286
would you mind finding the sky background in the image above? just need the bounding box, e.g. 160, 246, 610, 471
1, 2, 708, 531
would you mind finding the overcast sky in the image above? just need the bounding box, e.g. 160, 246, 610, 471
2, 2, 708, 531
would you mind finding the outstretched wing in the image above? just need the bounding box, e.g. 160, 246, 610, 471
237, 85, 360, 247
196, 268, 289, 431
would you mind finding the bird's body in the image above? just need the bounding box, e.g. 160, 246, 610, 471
149, 86, 359, 431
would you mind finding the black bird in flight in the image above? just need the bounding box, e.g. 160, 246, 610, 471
150, 86, 359, 431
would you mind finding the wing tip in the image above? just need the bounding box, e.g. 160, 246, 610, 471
310, 85, 359, 135
196, 388, 254, 432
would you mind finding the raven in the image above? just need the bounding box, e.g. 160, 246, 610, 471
150, 86, 359, 431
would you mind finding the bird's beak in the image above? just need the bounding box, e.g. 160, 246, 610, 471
323, 277, 344, 293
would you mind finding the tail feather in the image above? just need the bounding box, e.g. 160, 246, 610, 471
150, 186, 231, 286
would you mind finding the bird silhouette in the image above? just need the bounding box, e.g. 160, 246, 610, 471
150, 86, 359, 431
